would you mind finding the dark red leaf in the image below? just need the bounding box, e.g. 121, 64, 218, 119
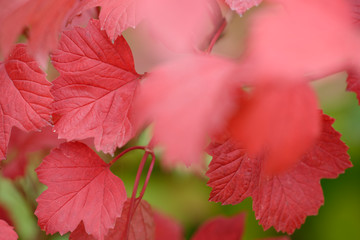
2, 126, 65, 179
0, 44, 52, 161
207, 113, 352, 234
191, 213, 245, 240
0, 220, 18, 240
51, 19, 140, 155
0, 0, 77, 65
35, 142, 127, 239
346, 70, 360, 104
0, 205, 13, 226
153, 211, 183, 240
70, 199, 155, 240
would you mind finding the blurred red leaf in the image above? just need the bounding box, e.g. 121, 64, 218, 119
229, 82, 320, 174
0, 220, 17, 240
191, 213, 245, 240
136, 54, 238, 167
2, 126, 64, 179
244, 0, 360, 80
0, 44, 52, 161
207, 113, 352, 234
154, 211, 183, 240
35, 142, 127, 239
51, 19, 140, 155
0, 0, 78, 65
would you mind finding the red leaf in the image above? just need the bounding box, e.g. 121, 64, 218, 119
224, 0, 262, 15
0, 205, 13, 227
349, 0, 360, 26
153, 211, 183, 240
230, 82, 320, 174
2, 126, 65, 179
35, 142, 127, 240
0, 44, 52, 161
71, 0, 143, 42
245, 0, 360, 80
346, 70, 360, 104
70, 199, 155, 240
191, 213, 245, 240
136, 55, 238, 167
207, 113, 352, 234
0, 0, 77, 65
0, 220, 18, 240
51, 19, 140, 155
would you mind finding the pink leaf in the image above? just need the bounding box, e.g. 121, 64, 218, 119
0, 220, 18, 240
224, 0, 262, 15
244, 0, 360, 80
136, 54, 238, 167
230, 82, 320, 173
70, 199, 155, 240
191, 213, 245, 240
35, 142, 127, 240
0, 0, 78, 65
51, 19, 140, 155
207, 113, 352, 234
153, 211, 183, 240
0, 44, 52, 161
144, 0, 223, 53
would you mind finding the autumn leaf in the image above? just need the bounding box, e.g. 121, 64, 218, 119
229, 82, 320, 173
0, 220, 18, 240
0, 0, 78, 65
191, 213, 245, 240
207, 113, 352, 234
70, 199, 155, 240
153, 211, 183, 240
136, 54, 238, 167
0, 44, 52, 161
35, 142, 127, 240
51, 19, 141, 155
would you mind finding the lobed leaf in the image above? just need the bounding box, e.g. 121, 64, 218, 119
207, 113, 352, 234
35, 142, 127, 240
51, 19, 140, 155
0, 44, 52, 160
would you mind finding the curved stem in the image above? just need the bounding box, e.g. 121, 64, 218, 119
108, 146, 146, 166
124, 149, 156, 240
206, 18, 227, 54
134, 151, 156, 210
